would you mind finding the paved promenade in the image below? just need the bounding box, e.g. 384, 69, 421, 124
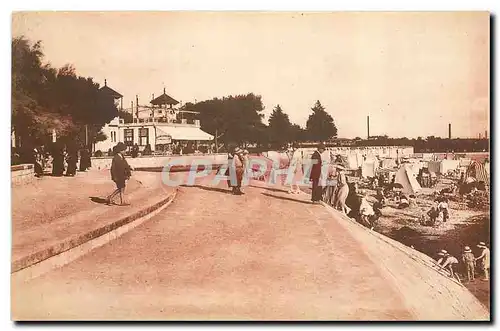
11, 174, 488, 321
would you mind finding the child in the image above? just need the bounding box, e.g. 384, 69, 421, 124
462, 246, 476, 282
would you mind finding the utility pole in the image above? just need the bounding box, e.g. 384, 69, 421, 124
215, 129, 218, 153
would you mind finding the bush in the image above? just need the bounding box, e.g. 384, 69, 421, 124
94, 150, 103, 157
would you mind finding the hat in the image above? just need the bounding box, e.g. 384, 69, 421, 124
317, 143, 326, 150
438, 249, 448, 256
115, 142, 127, 152
477, 242, 487, 248
243, 149, 249, 155
464, 246, 472, 253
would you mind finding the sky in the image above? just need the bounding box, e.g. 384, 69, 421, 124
12, 11, 489, 139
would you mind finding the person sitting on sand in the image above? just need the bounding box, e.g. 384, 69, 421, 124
398, 194, 410, 209
376, 188, 386, 206
358, 191, 375, 229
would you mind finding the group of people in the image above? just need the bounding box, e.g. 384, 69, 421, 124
309, 143, 351, 214
435, 242, 490, 283
13, 143, 92, 178
50, 144, 92, 177
423, 196, 450, 226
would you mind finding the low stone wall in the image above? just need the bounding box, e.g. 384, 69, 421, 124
11, 164, 34, 186
91, 154, 229, 171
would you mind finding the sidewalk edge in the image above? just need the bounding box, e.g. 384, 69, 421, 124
11, 189, 177, 281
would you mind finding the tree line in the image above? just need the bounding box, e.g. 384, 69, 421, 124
12, 37, 117, 160
180, 97, 338, 151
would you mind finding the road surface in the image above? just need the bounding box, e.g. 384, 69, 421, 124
12, 176, 413, 320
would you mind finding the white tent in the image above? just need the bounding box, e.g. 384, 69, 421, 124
395, 165, 422, 195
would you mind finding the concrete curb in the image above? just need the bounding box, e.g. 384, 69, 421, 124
11, 189, 178, 282
319, 201, 490, 320
319, 201, 467, 286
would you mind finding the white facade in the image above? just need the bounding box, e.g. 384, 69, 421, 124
94, 116, 213, 153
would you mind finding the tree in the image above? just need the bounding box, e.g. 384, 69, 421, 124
189, 93, 265, 147
268, 104, 293, 148
305, 100, 337, 141
290, 124, 307, 143
11, 36, 118, 151
118, 110, 133, 123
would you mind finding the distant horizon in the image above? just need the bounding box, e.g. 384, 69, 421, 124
12, 12, 489, 139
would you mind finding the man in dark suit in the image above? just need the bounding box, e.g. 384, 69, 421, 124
310, 143, 326, 203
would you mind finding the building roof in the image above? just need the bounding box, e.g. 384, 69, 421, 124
99, 80, 123, 99
150, 88, 179, 106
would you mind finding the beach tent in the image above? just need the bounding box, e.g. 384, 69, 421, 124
427, 161, 441, 174
395, 165, 422, 195
459, 158, 472, 167
440, 160, 460, 174
466, 161, 489, 183
381, 158, 397, 169
361, 161, 377, 178
422, 153, 434, 161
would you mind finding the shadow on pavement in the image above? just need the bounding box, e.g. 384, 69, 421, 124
249, 185, 290, 194
262, 192, 313, 205
89, 196, 109, 204
180, 185, 234, 195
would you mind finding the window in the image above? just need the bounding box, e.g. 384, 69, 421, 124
124, 129, 134, 146
139, 128, 149, 146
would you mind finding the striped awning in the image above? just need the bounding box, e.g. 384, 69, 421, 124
466, 161, 489, 183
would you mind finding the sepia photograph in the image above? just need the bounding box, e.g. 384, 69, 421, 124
10, 11, 490, 321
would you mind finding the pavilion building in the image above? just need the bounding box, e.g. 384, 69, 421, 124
94, 83, 213, 154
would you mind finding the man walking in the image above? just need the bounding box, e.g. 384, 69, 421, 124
462, 246, 476, 282
106, 142, 132, 206
475, 242, 490, 281
310, 143, 326, 203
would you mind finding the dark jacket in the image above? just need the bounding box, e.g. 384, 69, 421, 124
310, 150, 322, 181
111, 153, 131, 183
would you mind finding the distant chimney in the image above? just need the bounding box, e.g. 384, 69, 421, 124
136, 95, 139, 118
367, 116, 370, 139
104, 79, 107, 86
448, 123, 451, 139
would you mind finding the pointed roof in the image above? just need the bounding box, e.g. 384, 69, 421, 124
150, 88, 179, 106
99, 79, 123, 99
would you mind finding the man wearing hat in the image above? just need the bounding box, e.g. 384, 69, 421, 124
462, 246, 476, 282
309, 143, 326, 203
106, 142, 132, 206
475, 242, 490, 281
436, 250, 459, 278
226, 146, 246, 195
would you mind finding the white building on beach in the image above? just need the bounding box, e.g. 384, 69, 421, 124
94, 83, 213, 154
